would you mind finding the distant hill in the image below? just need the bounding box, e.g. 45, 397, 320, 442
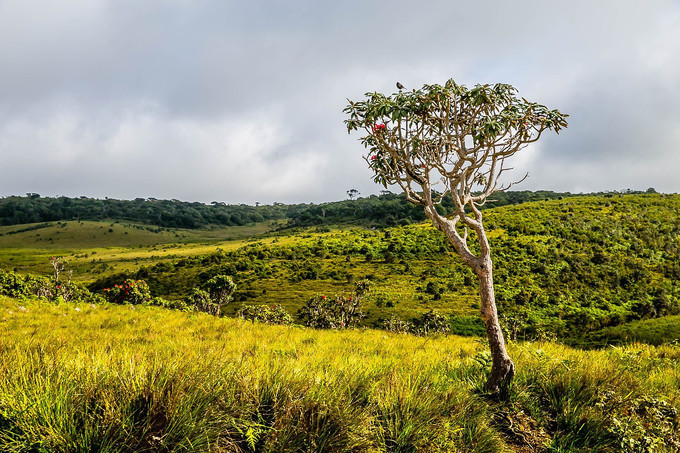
0, 194, 296, 228
0, 190, 592, 229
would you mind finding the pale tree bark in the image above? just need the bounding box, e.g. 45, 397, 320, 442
424, 202, 515, 395
477, 256, 515, 395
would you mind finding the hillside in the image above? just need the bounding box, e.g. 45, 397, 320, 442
91, 193, 680, 341
1, 296, 678, 452
0, 190, 578, 230
1, 193, 678, 343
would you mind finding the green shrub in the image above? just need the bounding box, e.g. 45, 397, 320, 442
196, 274, 237, 316
237, 304, 293, 325
103, 279, 152, 305
297, 281, 370, 329
185, 288, 214, 314
146, 296, 188, 310
380, 310, 453, 336
185, 274, 237, 316
0, 269, 103, 304
416, 310, 451, 335
381, 316, 415, 334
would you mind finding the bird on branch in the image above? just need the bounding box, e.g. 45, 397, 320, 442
396, 82, 406, 90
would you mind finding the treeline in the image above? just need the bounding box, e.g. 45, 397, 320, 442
286, 190, 577, 227
0, 195, 301, 228
0, 189, 656, 230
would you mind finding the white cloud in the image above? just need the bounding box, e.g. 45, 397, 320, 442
1, 0, 679, 202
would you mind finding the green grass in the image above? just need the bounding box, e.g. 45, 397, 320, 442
0, 220, 281, 249
1, 296, 679, 452
583, 315, 680, 346
2, 193, 679, 340
0, 220, 282, 283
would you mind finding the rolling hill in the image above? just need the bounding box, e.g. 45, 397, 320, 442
1, 192, 678, 344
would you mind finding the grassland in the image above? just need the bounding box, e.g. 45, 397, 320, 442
1, 193, 680, 451
584, 315, 680, 346
0, 220, 282, 283
1, 193, 679, 342
1, 295, 679, 452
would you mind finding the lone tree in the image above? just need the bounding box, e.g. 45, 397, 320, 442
344, 79, 567, 395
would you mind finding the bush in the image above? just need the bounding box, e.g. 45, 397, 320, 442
0, 269, 51, 299
103, 279, 152, 305
205, 274, 237, 307
237, 304, 293, 325
191, 274, 237, 316
147, 296, 189, 310
297, 281, 370, 329
0, 269, 103, 304
186, 275, 237, 316
416, 310, 451, 335
381, 316, 415, 334
186, 288, 216, 315
380, 310, 452, 336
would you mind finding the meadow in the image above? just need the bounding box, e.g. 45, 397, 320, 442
1, 296, 678, 452
1, 192, 680, 451
3, 193, 678, 343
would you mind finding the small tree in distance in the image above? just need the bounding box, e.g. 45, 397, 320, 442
344, 79, 567, 396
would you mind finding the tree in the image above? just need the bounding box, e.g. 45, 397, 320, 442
347, 188, 360, 200
204, 274, 237, 316
344, 79, 567, 396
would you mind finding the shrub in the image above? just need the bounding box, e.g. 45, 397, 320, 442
297, 281, 370, 329
0, 270, 50, 299
147, 296, 188, 310
200, 274, 236, 316
380, 311, 452, 336
0, 269, 103, 304
381, 316, 415, 334
186, 288, 216, 315
416, 310, 451, 336
237, 304, 293, 325
103, 279, 152, 305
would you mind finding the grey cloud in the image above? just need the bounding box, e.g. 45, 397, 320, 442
0, 0, 679, 203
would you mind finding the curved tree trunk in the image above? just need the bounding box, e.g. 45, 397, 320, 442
424, 205, 515, 397
476, 258, 515, 397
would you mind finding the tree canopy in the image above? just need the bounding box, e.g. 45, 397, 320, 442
344, 80, 568, 210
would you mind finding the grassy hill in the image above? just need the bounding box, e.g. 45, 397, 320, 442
1, 296, 678, 452
1, 193, 679, 342
583, 315, 680, 346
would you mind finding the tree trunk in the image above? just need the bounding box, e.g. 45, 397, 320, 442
477, 259, 515, 398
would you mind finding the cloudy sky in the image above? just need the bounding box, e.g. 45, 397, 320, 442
1, 0, 678, 204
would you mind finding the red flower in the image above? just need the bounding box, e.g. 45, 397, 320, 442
372, 123, 386, 133
371, 155, 377, 160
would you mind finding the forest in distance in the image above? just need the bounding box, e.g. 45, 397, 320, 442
0, 188, 658, 230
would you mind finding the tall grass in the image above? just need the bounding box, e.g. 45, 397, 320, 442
1, 296, 678, 452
